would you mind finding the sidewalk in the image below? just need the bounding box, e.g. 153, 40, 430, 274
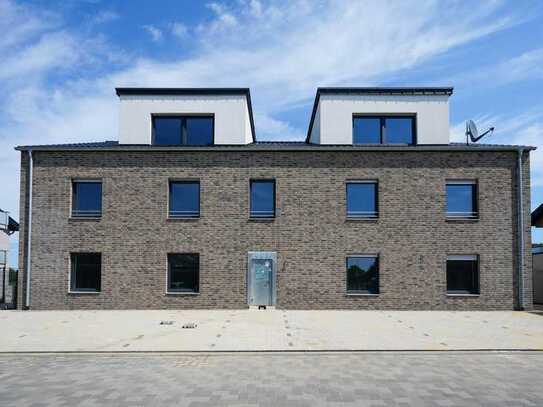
1, 309, 542, 352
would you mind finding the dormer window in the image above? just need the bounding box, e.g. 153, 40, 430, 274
353, 115, 416, 145
152, 115, 214, 146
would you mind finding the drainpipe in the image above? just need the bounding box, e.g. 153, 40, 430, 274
517, 148, 525, 310
25, 149, 33, 309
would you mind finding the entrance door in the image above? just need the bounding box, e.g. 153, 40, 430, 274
247, 251, 276, 306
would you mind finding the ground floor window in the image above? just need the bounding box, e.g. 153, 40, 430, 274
70, 253, 101, 292
446, 255, 479, 294
168, 253, 199, 293
346, 255, 379, 294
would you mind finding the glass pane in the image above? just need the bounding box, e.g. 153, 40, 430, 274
169, 182, 200, 217
168, 254, 199, 292
73, 182, 102, 217
353, 117, 381, 144
385, 117, 414, 144
153, 117, 182, 145
250, 181, 275, 217
71, 253, 101, 292
346, 183, 377, 217
347, 257, 379, 294
446, 184, 476, 216
186, 117, 213, 145
447, 259, 479, 294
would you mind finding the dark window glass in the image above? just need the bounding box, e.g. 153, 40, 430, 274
72, 181, 102, 217
346, 182, 378, 218
353, 117, 381, 144
169, 181, 200, 218
447, 256, 479, 294
446, 182, 478, 218
353, 116, 415, 144
385, 117, 414, 144
346, 256, 379, 294
168, 253, 199, 293
186, 117, 213, 145
250, 180, 275, 218
70, 253, 101, 292
153, 116, 213, 146
153, 117, 183, 145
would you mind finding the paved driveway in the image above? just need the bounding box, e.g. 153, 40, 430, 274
1, 310, 543, 352
1, 352, 542, 406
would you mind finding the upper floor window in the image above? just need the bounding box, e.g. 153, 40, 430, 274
353, 116, 415, 145
152, 116, 213, 146
446, 255, 479, 295
346, 181, 378, 218
70, 253, 101, 293
72, 180, 102, 218
169, 181, 200, 218
446, 180, 478, 219
250, 180, 275, 218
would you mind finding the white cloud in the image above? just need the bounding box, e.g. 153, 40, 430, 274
91, 10, 119, 25
171, 22, 188, 39
142, 24, 163, 42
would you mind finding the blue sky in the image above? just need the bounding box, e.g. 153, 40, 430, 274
0, 0, 542, 267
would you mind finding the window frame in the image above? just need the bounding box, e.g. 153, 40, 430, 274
69, 252, 101, 294
345, 180, 379, 219
249, 179, 276, 219
352, 114, 417, 145
151, 114, 214, 146
166, 253, 200, 294
168, 180, 201, 219
446, 254, 480, 296
345, 254, 380, 295
71, 179, 102, 219
445, 179, 479, 219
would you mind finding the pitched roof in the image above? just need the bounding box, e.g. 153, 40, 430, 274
533, 203, 543, 227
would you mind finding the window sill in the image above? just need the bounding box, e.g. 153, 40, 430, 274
69, 217, 102, 221
346, 293, 379, 297
346, 217, 379, 222
248, 217, 275, 222
68, 291, 100, 295
166, 291, 200, 296
446, 293, 480, 297
445, 217, 479, 222
167, 217, 200, 222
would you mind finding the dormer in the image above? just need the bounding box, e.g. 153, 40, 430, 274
307, 87, 453, 145
116, 88, 255, 145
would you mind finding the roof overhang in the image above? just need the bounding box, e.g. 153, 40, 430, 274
306, 87, 454, 142
533, 203, 543, 227
114, 87, 256, 142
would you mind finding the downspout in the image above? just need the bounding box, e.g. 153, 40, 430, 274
517, 148, 525, 310
25, 149, 33, 309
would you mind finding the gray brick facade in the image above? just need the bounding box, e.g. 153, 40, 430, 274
17, 149, 533, 310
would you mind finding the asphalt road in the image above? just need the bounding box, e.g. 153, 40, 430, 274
1, 352, 542, 406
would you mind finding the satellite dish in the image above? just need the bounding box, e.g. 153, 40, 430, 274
465, 120, 494, 144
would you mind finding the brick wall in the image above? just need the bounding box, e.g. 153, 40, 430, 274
18, 149, 532, 310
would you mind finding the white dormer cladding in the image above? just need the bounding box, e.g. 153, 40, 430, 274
307, 88, 453, 145
116, 88, 255, 145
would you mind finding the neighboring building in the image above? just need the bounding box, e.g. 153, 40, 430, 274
1, 209, 19, 308
532, 205, 543, 304
15, 87, 535, 310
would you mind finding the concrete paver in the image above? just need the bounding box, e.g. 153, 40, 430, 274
1, 352, 542, 406
0, 309, 542, 352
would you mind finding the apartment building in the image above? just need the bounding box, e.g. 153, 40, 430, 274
15, 87, 534, 310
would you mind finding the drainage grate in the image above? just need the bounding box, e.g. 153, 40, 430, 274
160, 320, 175, 325
182, 322, 197, 329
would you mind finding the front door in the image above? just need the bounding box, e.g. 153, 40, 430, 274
247, 251, 276, 306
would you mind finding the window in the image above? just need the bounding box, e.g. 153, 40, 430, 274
70, 253, 101, 293
167, 253, 199, 293
446, 180, 478, 218
346, 181, 378, 218
353, 116, 415, 144
169, 181, 200, 218
250, 180, 275, 218
72, 181, 102, 218
153, 116, 213, 146
446, 255, 479, 295
346, 255, 379, 294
